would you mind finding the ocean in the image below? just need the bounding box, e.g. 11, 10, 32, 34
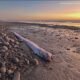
25, 21, 80, 27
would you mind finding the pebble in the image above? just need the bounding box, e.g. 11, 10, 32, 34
15, 57, 19, 63
4, 42, 10, 46
5, 52, 9, 56
0, 62, 6, 73
7, 69, 14, 74
33, 58, 39, 65
15, 41, 19, 45
5, 36, 10, 42
14, 45, 19, 48
2, 33, 7, 37
25, 59, 29, 65
3, 46, 8, 51
10, 38, 15, 43
11, 65, 17, 71
1, 49, 6, 53
12, 57, 19, 64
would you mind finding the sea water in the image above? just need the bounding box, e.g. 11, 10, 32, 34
25, 21, 80, 27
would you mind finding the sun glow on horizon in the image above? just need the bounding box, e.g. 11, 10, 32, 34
0, 1, 80, 21
65, 12, 80, 20
22, 12, 80, 21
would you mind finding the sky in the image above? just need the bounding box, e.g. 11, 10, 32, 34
0, 1, 80, 22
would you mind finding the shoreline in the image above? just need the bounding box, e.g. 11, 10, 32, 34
0, 21, 80, 30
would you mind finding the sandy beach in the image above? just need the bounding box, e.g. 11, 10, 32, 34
0, 0, 80, 80
0, 23, 80, 80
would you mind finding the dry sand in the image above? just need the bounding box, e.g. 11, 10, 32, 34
1, 24, 80, 80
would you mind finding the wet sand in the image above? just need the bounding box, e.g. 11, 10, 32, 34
1, 24, 80, 80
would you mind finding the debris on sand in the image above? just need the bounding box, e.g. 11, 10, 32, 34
0, 30, 40, 80
13, 32, 53, 62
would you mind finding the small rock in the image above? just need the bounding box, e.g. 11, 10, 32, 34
25, 59, 29, 65
2, 33, 6, 37
10, 38, 15, 43
7, 69, 14, 74
4, 52, 9, 58
0, 41, 3, 45
9, 45, 12, 48
33, 58, 39, 65
0, 62, 6, 73
11, 57, 19, 64
11, 66, 17, 71
15, 41, 19, 45
4, 42, 9, 46
15, 57, 19, 63
14, 45, 19, 48
5, 52, 9, 56
1, 49, 6, 53
5, 36, 10, 42
3, 46, 8, 51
